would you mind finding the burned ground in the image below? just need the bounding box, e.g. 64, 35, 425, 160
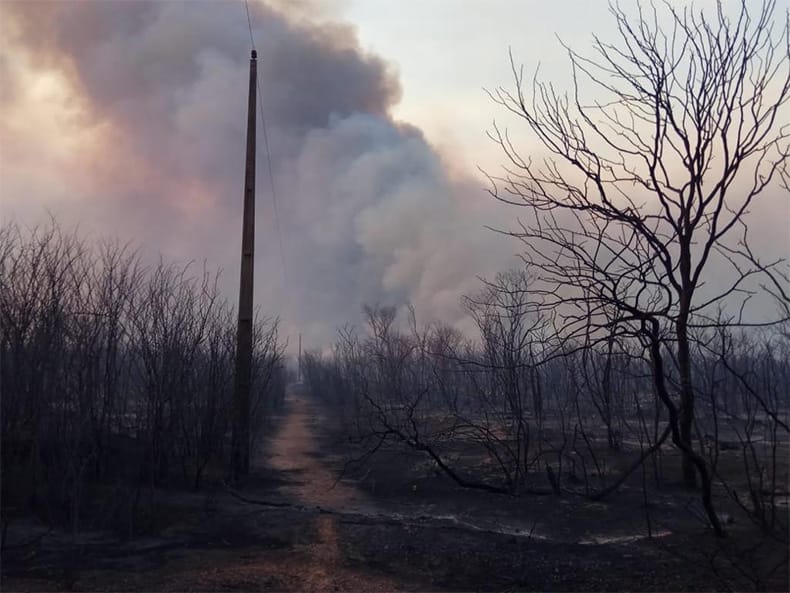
3, 390, 786, 592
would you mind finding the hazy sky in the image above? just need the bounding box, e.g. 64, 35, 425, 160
1, 0, 788, 349
344, 0, 601, 172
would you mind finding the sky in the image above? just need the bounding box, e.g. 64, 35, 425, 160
1, 0, 788, 351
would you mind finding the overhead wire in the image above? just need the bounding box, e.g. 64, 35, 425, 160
243, 0, 289, 291
256, 80, 289, 289
244, 0, 256, 50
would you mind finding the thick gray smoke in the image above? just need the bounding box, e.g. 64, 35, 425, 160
0, 1, 516, 346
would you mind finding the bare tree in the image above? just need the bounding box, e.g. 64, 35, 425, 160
1, 220, 284, 534
487, 0, 790, 535
462, 269, 548, 492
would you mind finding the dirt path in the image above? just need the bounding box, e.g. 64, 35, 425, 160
265, 391, 369, 511
251, 390, 407, 591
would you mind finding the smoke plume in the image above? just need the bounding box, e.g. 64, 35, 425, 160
0, 1, 516, 346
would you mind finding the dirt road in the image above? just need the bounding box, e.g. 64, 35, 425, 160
254, 391, 408, 591
266, 391, 369, 511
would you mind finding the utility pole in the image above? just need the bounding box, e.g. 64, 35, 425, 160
232, 49, 257, 482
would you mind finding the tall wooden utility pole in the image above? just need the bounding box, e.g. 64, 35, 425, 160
232, 49, 257, 481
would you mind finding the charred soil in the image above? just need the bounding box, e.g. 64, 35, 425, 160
2, 392, 787, 592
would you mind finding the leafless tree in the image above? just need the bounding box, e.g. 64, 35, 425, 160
486, 0, 790, 535
0, 220, 284, 535
461, 270, 551, 492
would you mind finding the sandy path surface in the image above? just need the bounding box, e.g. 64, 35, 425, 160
266, 392, 369, 511
248, 390, 406, 591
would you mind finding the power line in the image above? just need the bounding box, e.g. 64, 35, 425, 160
256, 80, 288, 288
243, 0, 289, 290
243, 0, 256, 50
